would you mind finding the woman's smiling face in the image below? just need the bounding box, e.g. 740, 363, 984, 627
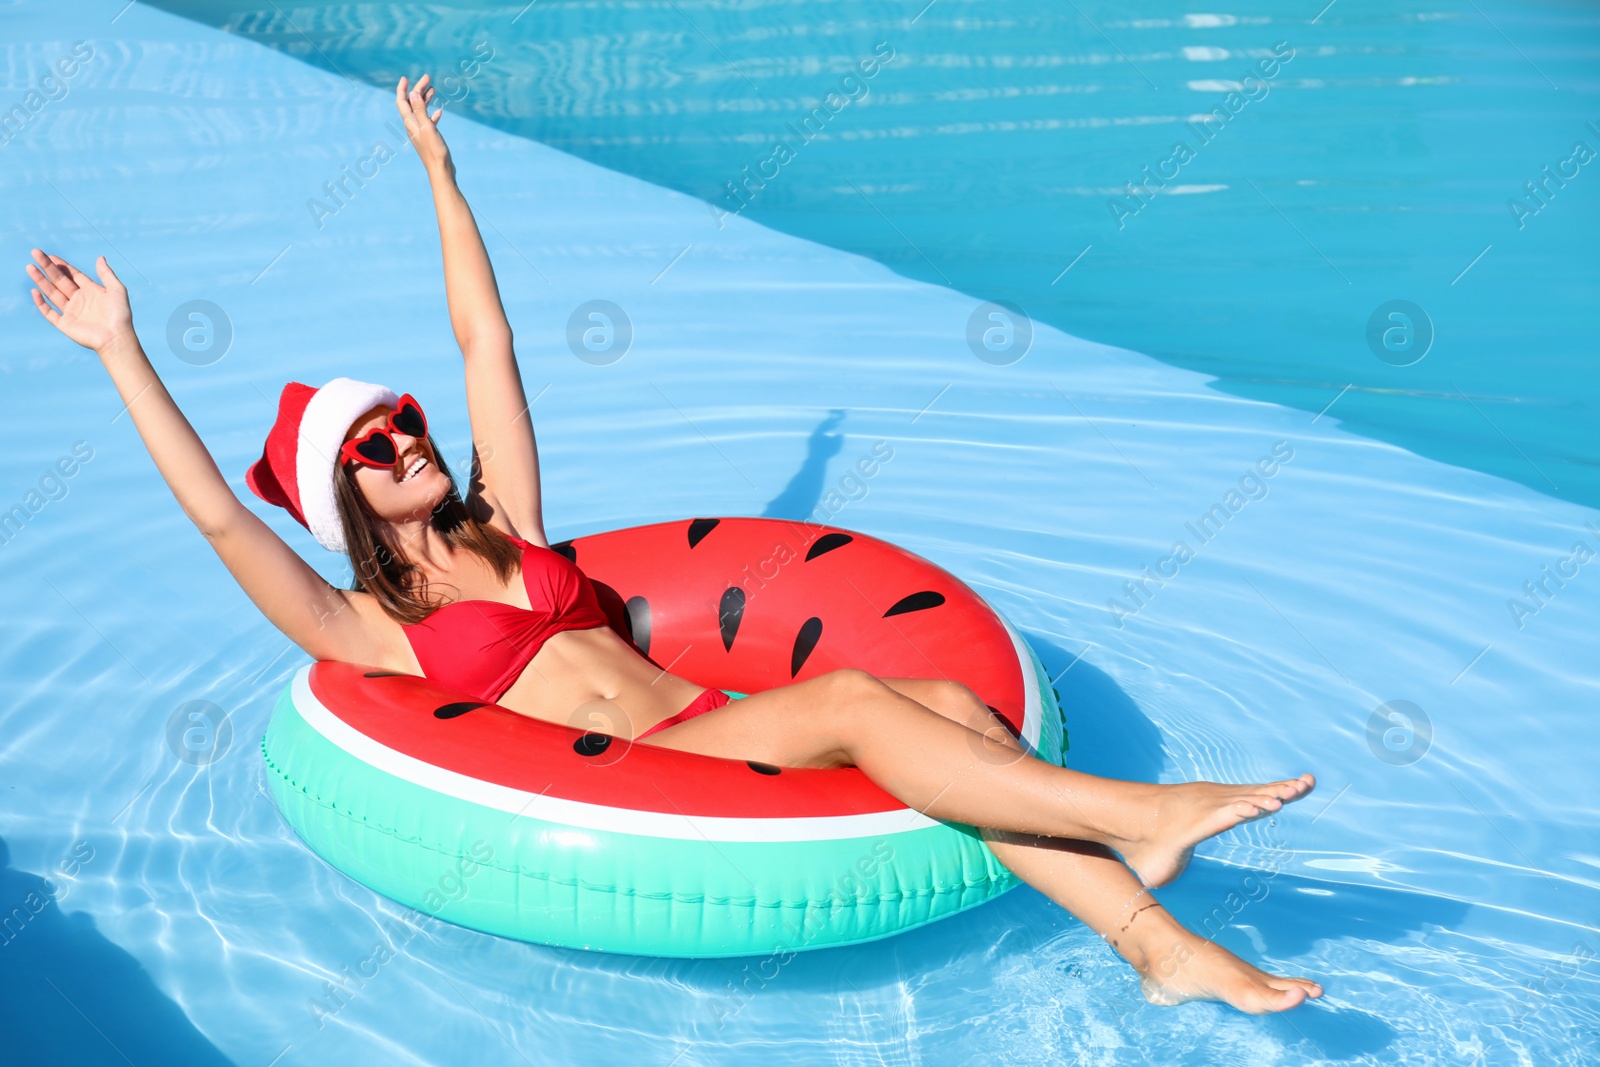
342, 402, 450, 524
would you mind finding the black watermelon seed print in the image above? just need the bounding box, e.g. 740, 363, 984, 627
574, 734, 612, 756
625, 595, 653, 656
687, 518, 720, 548
517, 516, 1037, 746
804, 533, 853, 561
433, 701, 487, 719
884, 591, 946, 617
719, 587, 746, 651
363, 670, 410, 678
791, 616, 823, 677
746, 761, 782, 775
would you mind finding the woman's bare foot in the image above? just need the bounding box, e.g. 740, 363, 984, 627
1107, 773, 1315, 888
1125, 907, 1323, 1014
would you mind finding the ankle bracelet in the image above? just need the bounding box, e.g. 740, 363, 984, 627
1117, 900, 1160, 935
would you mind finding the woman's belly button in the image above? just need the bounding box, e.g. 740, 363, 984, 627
510, 631, 700, 722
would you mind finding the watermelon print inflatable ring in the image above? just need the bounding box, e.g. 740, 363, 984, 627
261, 516, 1067, 958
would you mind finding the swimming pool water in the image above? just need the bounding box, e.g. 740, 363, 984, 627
2, 1, 1597, 1064
150, 0, 1600, 513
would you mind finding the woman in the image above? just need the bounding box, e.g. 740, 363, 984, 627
26, 73, 1322, 1014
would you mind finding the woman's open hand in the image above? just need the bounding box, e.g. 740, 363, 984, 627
397, 74, 452, 177
27, 249, 134, 355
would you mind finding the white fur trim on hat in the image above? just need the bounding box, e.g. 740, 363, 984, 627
297, 377, 400, 553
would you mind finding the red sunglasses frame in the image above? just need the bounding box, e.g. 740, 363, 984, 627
340, 393, 429, 469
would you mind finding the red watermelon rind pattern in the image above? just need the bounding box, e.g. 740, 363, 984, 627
260, 518, 1068, 956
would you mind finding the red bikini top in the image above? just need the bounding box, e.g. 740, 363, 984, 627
402, 533, 612, 705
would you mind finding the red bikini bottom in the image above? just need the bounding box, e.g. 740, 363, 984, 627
635, 687, 732, 740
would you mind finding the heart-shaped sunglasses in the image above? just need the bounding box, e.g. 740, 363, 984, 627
340, 394, 429, 469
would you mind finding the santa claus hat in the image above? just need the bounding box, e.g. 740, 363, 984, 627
246, 377, 401, 553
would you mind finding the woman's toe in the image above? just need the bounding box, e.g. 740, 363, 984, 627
1235, 796, 1273, 825
1242, 982, 1305, 1014
1270, 976, 1322, 997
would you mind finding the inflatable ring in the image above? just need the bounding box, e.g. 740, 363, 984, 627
262, 516, 1067, 958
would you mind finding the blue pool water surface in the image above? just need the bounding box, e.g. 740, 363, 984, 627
2, 1, 1597, 1064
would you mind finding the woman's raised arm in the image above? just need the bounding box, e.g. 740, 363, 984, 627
29, 250, 240, 535
399, 73, 512, 352
397, 73, 548, 544
26, 250, 395, 668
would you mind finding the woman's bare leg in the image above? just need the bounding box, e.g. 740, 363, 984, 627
876, 679, 1324, 1013
636, 668, 1314, 888
981, 829, 1323, 1013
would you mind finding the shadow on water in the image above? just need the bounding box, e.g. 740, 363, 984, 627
616, 628, 1419, 1058
1035, 636, 1428, 1060
1158, 863, 1472, 1059
869, 632, 1439, 1058
759, 408, 848, 522
0, 837, 236, 1067
1035, 636, 1169, 785
1032, 632, 1446, 1059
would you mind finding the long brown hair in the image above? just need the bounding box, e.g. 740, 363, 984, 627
331, 434, 522, 624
